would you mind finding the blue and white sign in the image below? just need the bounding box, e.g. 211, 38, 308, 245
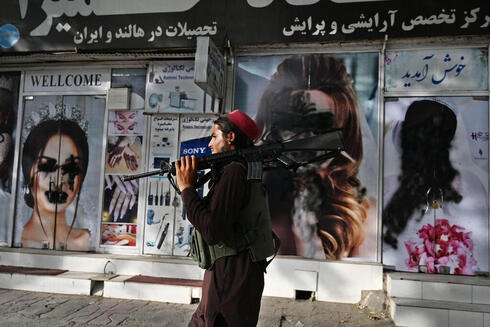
385, 49, 488, 92
0, 24, 20, 48
179, 136, 211, 157
145, 61, 217, 113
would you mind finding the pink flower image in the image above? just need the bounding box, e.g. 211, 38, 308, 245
404, 219, 477, 275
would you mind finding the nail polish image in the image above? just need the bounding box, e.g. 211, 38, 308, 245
103, 174, 139, 224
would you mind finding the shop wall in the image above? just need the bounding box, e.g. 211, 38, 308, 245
0, 42, 488, 279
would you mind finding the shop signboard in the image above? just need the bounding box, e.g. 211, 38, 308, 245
385, 49, 489, 92
24, 69, 111, 93
0, 1, 488, 52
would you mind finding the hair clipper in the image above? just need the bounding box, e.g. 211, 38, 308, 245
157, 222, 170, 250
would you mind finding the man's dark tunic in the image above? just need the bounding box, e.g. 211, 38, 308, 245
182, 163, 266, 327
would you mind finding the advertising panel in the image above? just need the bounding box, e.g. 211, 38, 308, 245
143, 114, 179, 255
235, 53, 379, 261
173, 114, 216, 256
101, 68, 146, 248
14, 94, 105, 251
145, 61, 218, 114
1, 1, 488, 52
383, 97, 489, 275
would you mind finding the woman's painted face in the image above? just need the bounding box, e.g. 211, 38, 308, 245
114, 111, 137, 134
32, 134, 82, 213
304, 90, 334, 112
278, 90, 335, 141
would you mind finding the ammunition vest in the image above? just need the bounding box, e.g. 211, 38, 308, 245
190, 181, 279, 270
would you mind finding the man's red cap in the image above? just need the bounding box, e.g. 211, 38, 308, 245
226, 109, 260, 141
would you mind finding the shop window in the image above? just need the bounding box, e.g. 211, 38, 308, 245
382, 47, 489, 275
14, 95, 105, 251
234, 53, 380, 262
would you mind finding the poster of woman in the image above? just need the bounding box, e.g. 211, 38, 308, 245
383, 97, 489, 275
14, 95, 105, 251
234, 53, 379, 261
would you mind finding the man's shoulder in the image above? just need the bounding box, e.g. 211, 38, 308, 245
224, 161, 247, 172
222, 161, 248, 179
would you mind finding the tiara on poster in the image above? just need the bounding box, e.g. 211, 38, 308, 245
22, 102, 89, 143
0, 75, 13, 92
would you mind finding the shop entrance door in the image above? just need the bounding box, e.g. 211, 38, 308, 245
14, 95, 105, 251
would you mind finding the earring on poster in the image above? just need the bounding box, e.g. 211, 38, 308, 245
23, 183, 34, 208
421, 187, 444, 219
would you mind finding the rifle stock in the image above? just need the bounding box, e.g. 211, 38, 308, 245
123, 130, 344, 182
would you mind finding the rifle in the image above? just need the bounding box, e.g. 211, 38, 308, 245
123, 130, 346, 192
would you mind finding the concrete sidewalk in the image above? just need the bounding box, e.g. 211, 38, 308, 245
0, 289, 395, 327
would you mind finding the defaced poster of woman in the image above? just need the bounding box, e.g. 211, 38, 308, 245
234, 53, 379, 261
383, 97, 489, 275
14, 95, 105, 251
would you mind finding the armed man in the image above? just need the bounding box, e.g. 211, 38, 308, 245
175, 110, 277, 327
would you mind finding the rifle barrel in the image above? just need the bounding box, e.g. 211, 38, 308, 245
123, 169, 169, 182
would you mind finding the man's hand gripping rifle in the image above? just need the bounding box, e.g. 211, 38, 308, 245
123, 130, 348, 192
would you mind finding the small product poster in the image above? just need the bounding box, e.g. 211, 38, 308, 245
102, 175, 139, 224
105, 136, 143, 174
0, 72, 20, 246
173, 114, 216, 256
143, 114, 180, 255
143, 178, 175, 255
101, 68, 146, 248
382, 97, 489, 275
108, 110, 145, 135
150, 115, 179, 157
145, 61, 217, 114
101, 223, 137, 247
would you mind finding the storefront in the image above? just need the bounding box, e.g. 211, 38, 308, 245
0, 0, 489, 304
